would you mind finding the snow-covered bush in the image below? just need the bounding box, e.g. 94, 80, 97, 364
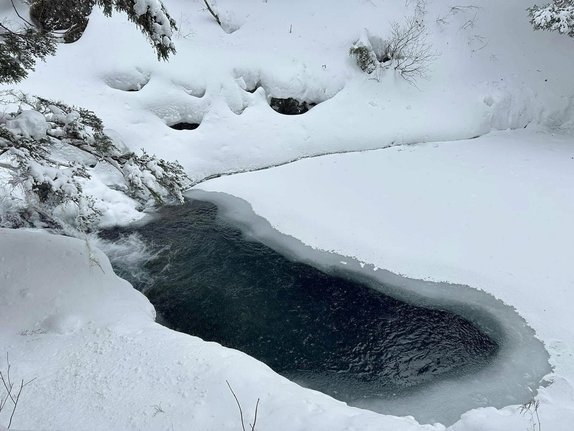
350, 17, 434, 83
0, 91, 191, 232
529, 0, 574, 37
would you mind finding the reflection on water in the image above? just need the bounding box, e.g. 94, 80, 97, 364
101, 199, 498, 401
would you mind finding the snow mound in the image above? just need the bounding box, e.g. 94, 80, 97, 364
5, 111, 49, 140
103, 69, 151, 92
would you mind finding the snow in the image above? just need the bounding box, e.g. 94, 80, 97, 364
5, 111, 49, 140
7, 0, 574, 185
1, 0, 574, 429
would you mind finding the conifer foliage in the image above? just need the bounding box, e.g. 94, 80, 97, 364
95, 0, 177, 60
0, 91, 191, 231
529, 0, 574, 37
0, 0, 177, 84
0, 21, 57, 84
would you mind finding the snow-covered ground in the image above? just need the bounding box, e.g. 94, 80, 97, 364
1, 0, 574, 429
7, 0, 574, 186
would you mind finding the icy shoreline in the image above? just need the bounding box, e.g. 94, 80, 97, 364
96, 191, 550, 425
0, 229, 441, 431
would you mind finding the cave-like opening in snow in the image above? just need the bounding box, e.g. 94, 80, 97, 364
269, 97, 316, 115
168, 122, 201, 130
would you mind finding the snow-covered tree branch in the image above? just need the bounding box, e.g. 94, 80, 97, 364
0, 22, 57, 84
0, 91, 191, 231
529, 0, 574, 37
95, 0, 177, 60
0, 0, 177, 84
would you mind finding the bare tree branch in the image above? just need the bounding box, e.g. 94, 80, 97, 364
226, 380, 260, 431
226, 380, 246, 431
250, 398, 260, 431
203, 0, 222, 27
0, 353, 35, 429
10, 0, 34, 27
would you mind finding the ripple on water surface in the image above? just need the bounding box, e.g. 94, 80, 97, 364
101, 200, 499, 401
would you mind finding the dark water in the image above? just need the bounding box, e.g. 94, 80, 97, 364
101, 199, 499, 401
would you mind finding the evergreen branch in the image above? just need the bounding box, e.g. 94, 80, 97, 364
0, 92, 191, 231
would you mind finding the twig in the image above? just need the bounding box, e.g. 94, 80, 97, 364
10, 0, 34, 27
226, 381, 260, 431
250, 398, 259, 431
520, 399, 542, 431
8, 380, 23, 429
84, 237, 105, 274
151, 403, 165, 417
226, 381, 246, 431
203, 0, 222, 27
0, 353, 36, 429
0, 22, 24, 38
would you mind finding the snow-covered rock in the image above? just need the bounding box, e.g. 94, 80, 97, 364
5, 111, 49, 140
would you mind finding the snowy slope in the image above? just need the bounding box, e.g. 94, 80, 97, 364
5, 0, 574, 225
6, 0, 574, 183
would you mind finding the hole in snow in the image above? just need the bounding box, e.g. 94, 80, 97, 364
168, 122, 200, 130
269, 97, 317, 115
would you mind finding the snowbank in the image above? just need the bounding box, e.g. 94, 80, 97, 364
4, 0, 574, 227
4, 0, 574, 226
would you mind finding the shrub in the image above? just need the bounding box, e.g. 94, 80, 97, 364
350, 17, 435, 83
